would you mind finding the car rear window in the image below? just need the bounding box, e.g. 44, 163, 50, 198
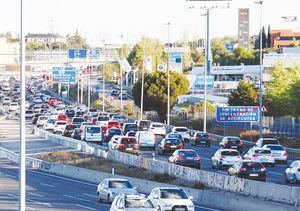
152, 124, 164, 128
121, 137, 136, 144
175, 128, 188, 132
178, 150, 198, 157
109, 129, 122, 135
254, 149, 271, 154
227, 137, 240, 143
221, 150, 240, 156
57, 122, 67, 125
87, 127, 101, 133
243, 162, 263, 169
73, 118, 84, 122
165, 139, 180, 144
267, 145, 284, 151
263, 139, 279, 145
40, 117, 48, 120
98, 116, 109, 121
125, 124, 137, 129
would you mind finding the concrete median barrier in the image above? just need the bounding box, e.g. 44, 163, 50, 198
33, 127, 300, 207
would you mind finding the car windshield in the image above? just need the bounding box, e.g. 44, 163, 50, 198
87, 127, 101, 133
109, 181, 133, 189
221, 151, 240, 156
121, 137, 136, 144
175, 128, 188, 132
254, 149, 271, 154
125, 199, 154, 208
267, 145, 284, 151
178, 150, 198, 157
98, 116, 109, 121
160, 189, 188, 199
243, 162, 263, 169
165, 139, 180, 144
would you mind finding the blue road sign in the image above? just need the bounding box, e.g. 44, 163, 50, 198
88, 49, 100, 59
52, 66, 76, 83
193, 75, 214, 89
68, 49, 87, 59
216, 106, 259, 122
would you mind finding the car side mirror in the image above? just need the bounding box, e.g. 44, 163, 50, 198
133, 186, 137, 190
188, 196, 193, 200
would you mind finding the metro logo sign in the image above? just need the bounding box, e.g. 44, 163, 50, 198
216, 106, 259, 122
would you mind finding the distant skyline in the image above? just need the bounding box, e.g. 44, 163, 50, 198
1, 0, 299, 45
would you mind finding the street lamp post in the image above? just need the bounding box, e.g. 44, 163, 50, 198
102, 63, 105, 112
255, 0, 263, 138
19, 0, 26, 210
140, 42, 145, 120
166, 23, 171, 125
120, 35, 124, 115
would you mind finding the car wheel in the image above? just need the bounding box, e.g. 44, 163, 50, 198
97, 192, 102, 203
53, 131, 56, 134
107, 195, 112, 204
285, 173, 290, 183
292, 174, 298, 184
217, 163, 221, 169
161, 150, 164, 155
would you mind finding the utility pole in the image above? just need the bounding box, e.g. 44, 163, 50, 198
88, 67, 91, 110
166, 22, 171, 125
120, 35, 124, 115
19, 0, 26, 210
80, 71, 83, 104
102, 63, 105, 112
140, 41, 145, 120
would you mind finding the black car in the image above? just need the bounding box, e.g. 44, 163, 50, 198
71, 128, 83, 140
123, 123, 138, 134
220, 136, 243, 153
66, 109, 75, 118
191, 132, 211, 147
104, 128, 123, 142
111, 89, 120, 96
166, 133, 184, 144
75, 111, 85, 117
157, 138, 184, 155
228, 161, 266, 182
168, 149, 201, 169
63, 124, 78, 137
32, 113, 43, 125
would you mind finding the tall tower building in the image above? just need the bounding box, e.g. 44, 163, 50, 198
238, 8, 250, 50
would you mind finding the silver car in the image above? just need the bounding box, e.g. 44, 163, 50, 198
97, 178, 138, 204
110, 194, 158, 211
262, 144, 288, 164
285, 160, 300, 183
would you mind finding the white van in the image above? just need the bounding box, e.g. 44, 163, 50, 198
135, 131, 156, 149
150, 122, 166, 136
82, 125, 103, 144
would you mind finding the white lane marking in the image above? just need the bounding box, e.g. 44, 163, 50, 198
29, 192, 44, 198
5, 174, 16, 179
83, 193, 97, 198
27, 169, 97, 187
195, 205, 221, 211
269, 171, 282, 176
201, 157, 211, 161
75, 204, 97, 211
27, 198, 52, 207
7, 193, 16, 198
217, 171, 226, 174
40, 183, 55, 188
63, 194, 94, 203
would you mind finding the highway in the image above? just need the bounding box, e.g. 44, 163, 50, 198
0, 159, 221, 211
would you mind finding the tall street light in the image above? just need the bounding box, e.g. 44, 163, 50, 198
140, 41, 145, 120
120, 35, 124, 115
255, 0, 263, 138
19, 0, 26, 210
166, 22, 171, 125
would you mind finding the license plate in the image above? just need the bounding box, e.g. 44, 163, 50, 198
126, 148, 133, 150
170, 146, 177, 148
186, 157, 193, 160
261, 158, 267, 162
250, 174, 258, 177
175, 209, 185, 211
231, 146, 237, 148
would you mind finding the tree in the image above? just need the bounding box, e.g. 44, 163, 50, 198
228, 80, 259, 106
255, 27, 267, 49
287, 80, 300, 122
132, 71, 189, 121
267, 25, 271, 48
233, 46, 256, 65
66, 30, 89, 49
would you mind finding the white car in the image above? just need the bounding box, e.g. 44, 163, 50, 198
110, 194, 157, 211
171, 127, 191, 142
81, 125, 102, 143
97, 178, 138, 204
43, 119, 57, 131
148, 187, 194, 211
244, 147, 275, 167
135, 131, 156, 149
262, 144, 288, 164
211, 149, 242, 169
49, 113, 59, 120
2, 97, 10, 105
150, 122, 166, 136
55, 107, 65, 115
9, 102, 18, 112
285, 160, 300, 183
108, 135, 123, 150
56, 102, 65, 109
36, 116, 49, 127
33, 105, 41, 113
53, 121, 68, 134
25, 110, 34, 118
96, 115, 110, 127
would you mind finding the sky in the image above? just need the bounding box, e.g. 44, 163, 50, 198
0, 0, 299, 45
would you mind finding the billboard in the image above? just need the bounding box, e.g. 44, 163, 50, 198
193, 75, 214, 89
216, 106, 259, 122
169, 52, 183, 73
52, 66, 76, 83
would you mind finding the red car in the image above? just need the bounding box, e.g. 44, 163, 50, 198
107, 121, 121, 129
49, 97, 57, 106
58, 114, 69, 122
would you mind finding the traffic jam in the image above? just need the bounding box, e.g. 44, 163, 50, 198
1, 76, 300, 210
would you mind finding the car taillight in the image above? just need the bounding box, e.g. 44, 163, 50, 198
240, 167, 247, 171
177, 155, 183, 160
178, 144, 183, 149
261, 167, 266, 172
119, 143, 125, 149
282, 152, 288, 157
164, 144, 170, 149
252, 154, 259, 158
237, 156, 242, 159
